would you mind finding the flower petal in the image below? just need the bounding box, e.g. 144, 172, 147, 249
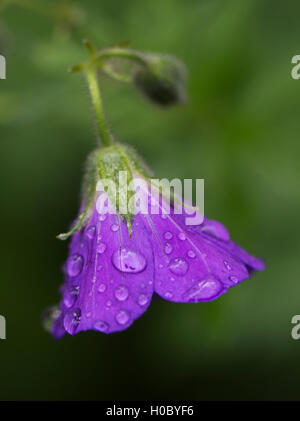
191, 220, 265, 272
52, 206, 154, 336
144, 203, 263, 303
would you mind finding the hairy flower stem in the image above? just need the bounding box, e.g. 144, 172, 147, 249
97, 48, 147, 66
82, 40, 114, 147
84, 66, 114, 147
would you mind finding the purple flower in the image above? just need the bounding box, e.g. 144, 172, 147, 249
44, 43, 265, 338
46, 151, 264, 338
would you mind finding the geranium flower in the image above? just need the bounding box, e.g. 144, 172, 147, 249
44, 145, 264, 338
43, 41, 264, 337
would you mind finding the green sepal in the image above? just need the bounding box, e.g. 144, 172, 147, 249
57, 144, 155, 240
96, 145, 135, 233
122, 144, 153, 178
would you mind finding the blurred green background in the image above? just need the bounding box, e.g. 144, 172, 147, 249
0, 0, 299, 400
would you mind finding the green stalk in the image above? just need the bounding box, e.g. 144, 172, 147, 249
84, 66, 114, 147
97, 48, 147, 66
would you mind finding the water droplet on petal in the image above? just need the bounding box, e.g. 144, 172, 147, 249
168, 257, 188, 276
63, 286, 79, 309
85, 225, 96, 239
115, 310, 130, 325
164, 243, 173, 255
114, 285, 129, 301
106, 300, 112, 308
111, 224, 119, 232
99, 213, 107, 221
86, 312, 92, 318
66, 254, 84, 277
187, 250, 196, 258
63, 308, 81, 335
98, 283, 106, 293
228, 275, 238, 284
182, 275, 224, 301
94, 320, 109, 332
223, 260, 232, 271
97, 242, 106, 254
112, 247, 147, 273
164, 231, 173, 240
161, 214, 167, 220
178, 232, 186, 241
165, 291, 173, 299
138, 294, 149, 306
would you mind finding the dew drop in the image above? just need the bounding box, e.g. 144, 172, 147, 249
178, 232, 186, 241
63, 286, 79, 309
98, 283, 106, 293
164, 231, 173, 240
223, 260, 232, 271
168, 257, 188, 276
182, 275, 224, 301
94, 320, 109, 332
97, 242, 107, 254
63, 308, 81, 335
138, 294, 149, 306
111, 224, 119, 232
85, 225, 96, 239
164, 243, 173, 255
106, 300, 112, 308
114, 285, 129, 301
66, 254, 84, 277
112, 247, 147, 273
99, 213, 107, 221
115, 310, 130, 325
228, 275, 238, 284
187, 250, 196, 259
165, 291, 173, 299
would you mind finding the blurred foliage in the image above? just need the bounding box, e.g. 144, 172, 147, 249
0, 0, 300, 400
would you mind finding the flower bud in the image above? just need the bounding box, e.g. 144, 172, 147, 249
134, 54, 187, 106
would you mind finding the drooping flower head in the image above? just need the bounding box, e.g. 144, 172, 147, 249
43, 41, 265, 337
